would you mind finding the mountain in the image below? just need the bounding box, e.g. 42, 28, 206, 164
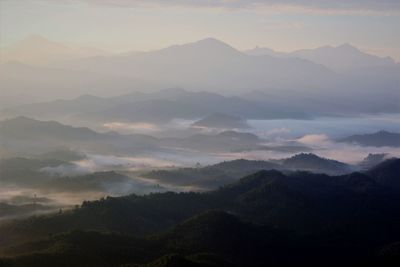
0, 116, 101, 141
0, 117, 160, 155
143, 154, 353, 190
142, 159, 281, 189
191, 113, 250, 129
2, 88, 308, 123
243, 44, 400, 114
0, 35, 109, 65
290, 43, 396, 72
1, 94, 115, 121
367, 158, 400, 188
245, 46, 287, 57
2, 37, 399, 114
0, 202, 55, 221
281, 153, 353, 175
159, 210, 287, 264
245, 43, 397, 72
339, 130, 400, 147
2, 159, 395, 240
0, 61, 159, 108
2, 160, 400, 266
0, 117, 272, 156
162, 131, 263, 153
0, 156, 168, 203
56, 38, 334, 92
359, 153, 390, 170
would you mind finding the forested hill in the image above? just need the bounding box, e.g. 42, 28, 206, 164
0, 159, 400, 266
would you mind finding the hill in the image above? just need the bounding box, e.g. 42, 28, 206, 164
339, 130, 400, 147
2, 88, 307, 124
1, 158, 399, 242
142, 154, 351, 189
57, 38, 334, 92
191, 113, 250, 129
281, 153, 353, 174
367, 158, 400, 188
0, 116, 160, 155
245, 43, 396, 72
0, 35, 109, 65
1, 159, 400, 266
2, 38, 399, 114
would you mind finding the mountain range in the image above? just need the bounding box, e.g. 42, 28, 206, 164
191, 113, 250, 129
0, 35, 109, 65
142, 153, 353, 189
246, 43, 396, 72
339, 130, 400, 147
1, 88, 308, 124
1, 159, 399, 266
1, 36, 399, 113
0, 116, 286, 156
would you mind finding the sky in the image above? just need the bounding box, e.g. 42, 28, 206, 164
1, 0, 400, 60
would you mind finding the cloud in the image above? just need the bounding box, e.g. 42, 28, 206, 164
103, 122, 161, 134
297, 134, 330, 145
295, 134, 400, 164
75, 0, 400, 15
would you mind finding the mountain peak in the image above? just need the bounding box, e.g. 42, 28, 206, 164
166, 37, 242, 56
190, 37, 238, 51
336, 43, 359, 51
3, 116, 36, 123
195, 37, 229, 46
158, 87, 187, 95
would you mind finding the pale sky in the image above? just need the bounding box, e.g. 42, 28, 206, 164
1, 0, 400, 60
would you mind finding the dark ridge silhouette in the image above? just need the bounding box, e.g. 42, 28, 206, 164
1, 158, 400, 267
367, 158, 400, 188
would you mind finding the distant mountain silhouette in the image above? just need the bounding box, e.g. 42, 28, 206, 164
2, 88, 307, 123
1, 37, 399, 114
245, 46, 287, 57
291, 43, 396, 72
0, 35, 109, 65
0, 116, 274, 155
192, 113, 250, 129
162, 130, 263, 153
0, 116, 100, 140
0, 116, 160, 155
339, 130, 400, 147
0, 61, 157, 107
55, 37, 334, 93
245, 43, 396, 72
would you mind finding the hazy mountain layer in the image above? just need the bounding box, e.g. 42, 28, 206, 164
1, 37, 399, 114
339, 130, 400, 147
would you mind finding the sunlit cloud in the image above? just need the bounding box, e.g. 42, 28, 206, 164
297, 134, 330, 146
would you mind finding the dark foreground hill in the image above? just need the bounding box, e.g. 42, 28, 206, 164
0, 159, 400, 266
